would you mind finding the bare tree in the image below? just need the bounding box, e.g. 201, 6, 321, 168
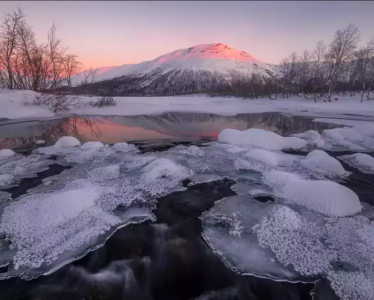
81, 68, 97, 85
80, 68, 97, 96
310, 41, 328, 102
297, 49, 313, 98
0, 7, 82, 92
0, 7, 25, 89
354, 40, 374, 101
325, 24, 361, 101
64, 53, 81, 87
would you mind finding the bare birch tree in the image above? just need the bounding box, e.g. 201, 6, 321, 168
325, 24, 360, 101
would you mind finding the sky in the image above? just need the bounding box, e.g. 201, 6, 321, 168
1, 1, 374, 69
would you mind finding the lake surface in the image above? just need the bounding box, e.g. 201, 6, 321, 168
0, 113, 372, 300
0, 112, 339, 150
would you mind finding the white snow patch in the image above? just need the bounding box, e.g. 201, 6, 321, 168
0, 149, 15, 158
35, 140, 45, 145
81, 141, 104, 150
54, 136, 81, 148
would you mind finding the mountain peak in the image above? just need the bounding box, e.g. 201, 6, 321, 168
161, 43, 256, 62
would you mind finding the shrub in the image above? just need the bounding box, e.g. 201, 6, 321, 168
89, 96, 118, 108
23, 93, 80, 113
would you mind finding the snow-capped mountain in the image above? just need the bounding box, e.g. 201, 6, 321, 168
72, 43, 276, 95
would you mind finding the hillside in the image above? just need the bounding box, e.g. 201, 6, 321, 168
71, 44, 276, 96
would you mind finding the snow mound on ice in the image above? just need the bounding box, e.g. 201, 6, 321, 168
293, 130, 326, 148
301, 150, 346, 176
323, 128, 363, 143
244, 149, 282, 167
319, 126, 374, 151
179, 145, 204, 157
54, 136, 81, 148
218, 128, 307, 151
338, 153, 374, 174
112, 142, 137, 153
263, 170, 300, 187
35, 140, 45, 145
351, 123, 374, 137
140, 158, 191, 196
293, 130, 321, 140
0, 149, 15, 158
263, 170, 361, 217
81, 141, 104, 150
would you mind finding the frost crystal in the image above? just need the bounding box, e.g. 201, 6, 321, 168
253, 205, 335, 276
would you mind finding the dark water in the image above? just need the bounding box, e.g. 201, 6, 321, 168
0, 112, 339, 150
0, 113, 369, 300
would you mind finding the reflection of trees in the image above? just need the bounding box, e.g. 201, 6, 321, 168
115, 112, 339, 138
0, 112, 340, 150
0, 117, 101, 149
242, 113, 338, 136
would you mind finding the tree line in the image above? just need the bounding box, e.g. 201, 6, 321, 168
215, 24, 374, 102
0, 7, 82, 91
276, 24, 374, 102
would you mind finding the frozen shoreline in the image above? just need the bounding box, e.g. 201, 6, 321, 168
1, 89, 374, 127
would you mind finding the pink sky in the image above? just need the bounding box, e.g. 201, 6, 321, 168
1, 1, 374, 69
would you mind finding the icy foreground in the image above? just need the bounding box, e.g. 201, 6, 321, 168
0, 129, 373, 300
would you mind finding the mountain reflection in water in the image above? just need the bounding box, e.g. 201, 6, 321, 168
0, 112, 339, 149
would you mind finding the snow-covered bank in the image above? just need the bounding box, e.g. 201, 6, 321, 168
0, 90, 54, 119
2, 90, 374, 125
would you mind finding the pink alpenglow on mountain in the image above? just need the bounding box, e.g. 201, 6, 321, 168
72, 43, 274, 85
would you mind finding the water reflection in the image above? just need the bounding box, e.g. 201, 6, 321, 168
0, 113, 339, 149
